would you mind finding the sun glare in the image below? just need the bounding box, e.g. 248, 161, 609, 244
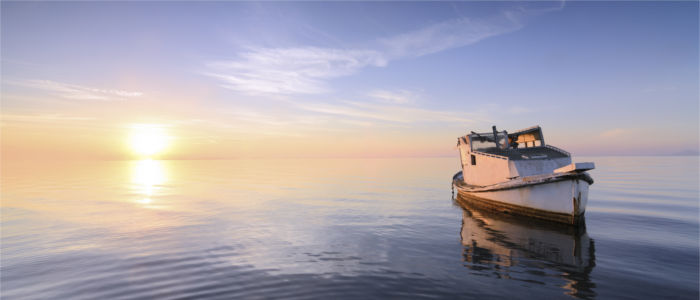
129, 124, 170, 157
132, 159, 167, 205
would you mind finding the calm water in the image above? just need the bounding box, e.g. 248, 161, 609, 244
1, 157, 698, 299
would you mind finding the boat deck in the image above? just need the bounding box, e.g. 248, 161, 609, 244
476, 146, 569, 160
453, 171, 593, 192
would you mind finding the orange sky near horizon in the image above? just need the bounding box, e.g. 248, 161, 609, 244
2, 112, 694, 161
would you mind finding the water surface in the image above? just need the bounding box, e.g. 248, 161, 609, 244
2, 157, 698, 299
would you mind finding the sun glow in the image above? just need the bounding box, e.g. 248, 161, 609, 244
129, 124, 170, 157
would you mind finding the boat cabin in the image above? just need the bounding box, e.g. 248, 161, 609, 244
457, 125, 573, 186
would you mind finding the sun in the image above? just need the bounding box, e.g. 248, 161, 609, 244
129, 124, 170, 157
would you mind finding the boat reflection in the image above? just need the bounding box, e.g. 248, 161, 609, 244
455, 193, 596, 299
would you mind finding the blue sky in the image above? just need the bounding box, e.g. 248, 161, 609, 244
1, 1, 698, 159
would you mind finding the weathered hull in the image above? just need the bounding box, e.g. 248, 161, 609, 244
453, 171, 590, 225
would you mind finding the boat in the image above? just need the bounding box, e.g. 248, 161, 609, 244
452, 125, 594, 225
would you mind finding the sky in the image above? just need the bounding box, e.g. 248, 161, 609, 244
1, 1, 698, 160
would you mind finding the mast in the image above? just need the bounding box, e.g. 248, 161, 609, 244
492, 125, 500, 148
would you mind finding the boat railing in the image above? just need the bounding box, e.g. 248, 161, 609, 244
472, 150, 508, 160
545, 145, 571, 156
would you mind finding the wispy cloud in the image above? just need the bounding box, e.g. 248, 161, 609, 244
205, 48, 386, 95
10, 80, 143, 100
205, 5, 557, 96
367, 89, 420, 104
1, 114, 96, 125
297, 100, 479, 125
642, 85, 678, 93
172, 109, 356, 139
379, 12, 523, 59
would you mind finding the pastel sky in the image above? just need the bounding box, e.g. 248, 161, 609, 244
1, 1, 698, 160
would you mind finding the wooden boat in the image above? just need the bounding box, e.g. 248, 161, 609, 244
452, 125, 594, 225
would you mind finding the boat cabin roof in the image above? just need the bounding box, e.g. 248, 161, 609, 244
509, 125, 543, 136
478, 146, 569, 160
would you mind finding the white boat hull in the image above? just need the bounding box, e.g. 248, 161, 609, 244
453, 172, 592, 224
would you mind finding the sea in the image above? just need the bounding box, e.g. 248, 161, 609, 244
1, 156, 698, 299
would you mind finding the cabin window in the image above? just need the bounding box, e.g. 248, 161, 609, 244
470, 131, 508, 152
471, 155, 476, 165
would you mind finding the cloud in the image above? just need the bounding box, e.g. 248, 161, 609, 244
205, 47, 386, 95
642, 85, 678, 93
367, 89, 420, 104
205, 5, 556, 96
172, 109, 357, 139
379, 12, 523, 59
1, 114, 96, 126
297, 100, 478, 124
10, 80, 143, 101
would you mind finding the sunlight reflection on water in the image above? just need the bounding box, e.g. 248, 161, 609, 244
131, 159, 167, 206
